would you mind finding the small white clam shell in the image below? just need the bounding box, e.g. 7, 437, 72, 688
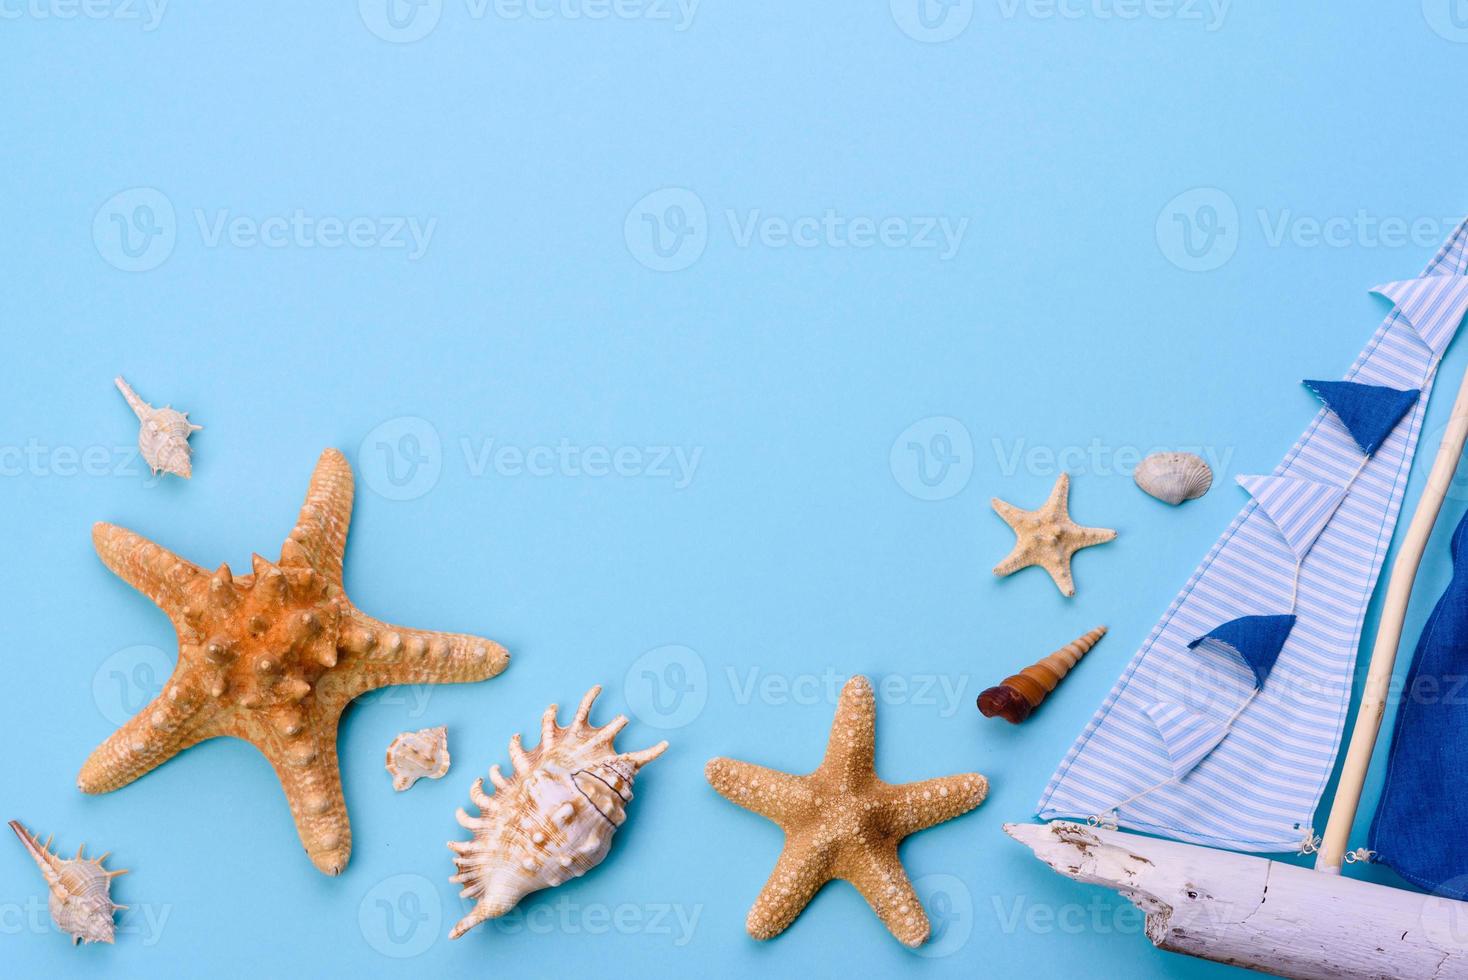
1134, 452, 1213, 505
386, 726, 451, 792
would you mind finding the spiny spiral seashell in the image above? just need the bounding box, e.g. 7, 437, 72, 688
115, 376, 201, 479
1133, 451, 1212, 505
448, 685, 668, 939
386, 725, 450, 791
977, 626, 1107, 724
9, 820, 128, 945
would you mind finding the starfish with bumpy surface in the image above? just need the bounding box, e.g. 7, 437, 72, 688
705, 676, 987, 947
991, 472, 1116, 597
78, 448, 510, 875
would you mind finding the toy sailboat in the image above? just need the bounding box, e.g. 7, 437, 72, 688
1009, 217, 1468, 979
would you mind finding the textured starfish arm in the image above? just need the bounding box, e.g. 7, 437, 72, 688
279, 449, 353, 588
1072, 524, 1118, 546
991, 545, 1038, 577
834, 843, 929, 948
819, 676, 877, 780
257, 723, 352, 876
705, 758, 815, 825
990, 498, 1026, 527
316, 611, 510, 708
745, 840, 836, 941
93, 522, 203, 613
77, 689, 213, 793
879, 773, 989, 836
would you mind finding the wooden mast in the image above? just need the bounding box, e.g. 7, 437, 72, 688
1316, 360, 1468, 872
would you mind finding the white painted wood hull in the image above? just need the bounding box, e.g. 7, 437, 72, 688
1006, 821, 1468, 979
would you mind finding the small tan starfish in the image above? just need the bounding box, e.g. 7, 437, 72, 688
991, 472, 1116, 597
78, 448, 509, 875
705, 676, 987, 947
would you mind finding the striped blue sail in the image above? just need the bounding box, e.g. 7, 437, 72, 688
1036, 218, 1468, 852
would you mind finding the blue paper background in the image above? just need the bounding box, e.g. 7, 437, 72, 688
5, 2, 1468, 977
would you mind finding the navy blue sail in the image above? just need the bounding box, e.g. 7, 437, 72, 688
1369, 510, 1468, 897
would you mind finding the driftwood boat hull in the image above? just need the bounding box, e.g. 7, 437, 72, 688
1006, 821, 1468, 980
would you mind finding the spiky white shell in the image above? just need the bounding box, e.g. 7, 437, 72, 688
9, 821, 127, 946
115, 375, 201, 479
386, 725, 451, 791
447, 686, 667, 939
1133, 451, 1213, 505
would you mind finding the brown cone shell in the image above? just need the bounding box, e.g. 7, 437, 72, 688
977, 626, 1107, 724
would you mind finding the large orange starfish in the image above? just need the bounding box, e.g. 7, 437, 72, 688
706, 676, 987, 947
78, 449, 510, 875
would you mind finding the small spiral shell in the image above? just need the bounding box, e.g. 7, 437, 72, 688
447, 686, 667, 939
977, 626, 1107, 724
9, 820, 128, 945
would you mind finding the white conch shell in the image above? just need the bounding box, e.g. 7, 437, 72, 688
1133, 451, 1213, 505
386, 725, 451, 791
9, 820, 128, 945
448, 685, 668, 939
115, 376, 202, 479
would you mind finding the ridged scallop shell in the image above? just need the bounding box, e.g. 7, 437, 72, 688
386, 725, 451, 791
1133, 451, 1213, 505
447, 686, 667, 939
9, 820, 128, 945
115, 376, 202, 478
